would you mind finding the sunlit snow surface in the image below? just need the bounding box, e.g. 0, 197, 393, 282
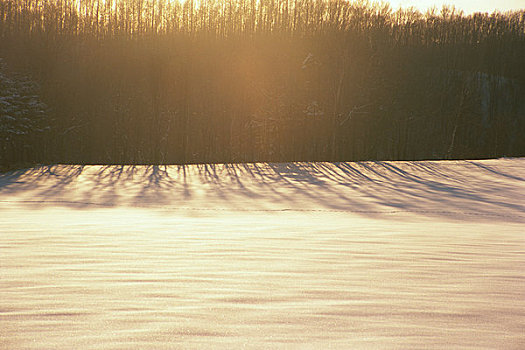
1, 159, 524, 349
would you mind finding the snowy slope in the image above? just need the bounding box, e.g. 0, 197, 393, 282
0, 158, 524, 221
0, 159, 524, 349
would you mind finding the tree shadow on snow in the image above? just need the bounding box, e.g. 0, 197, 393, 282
0, 159, 523, 222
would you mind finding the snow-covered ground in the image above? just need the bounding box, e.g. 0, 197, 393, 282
1, 159, 524, 349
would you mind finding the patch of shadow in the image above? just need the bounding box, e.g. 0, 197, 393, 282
0, 160, 523, 222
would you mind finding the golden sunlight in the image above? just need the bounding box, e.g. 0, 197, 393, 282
1, 0, 524, 349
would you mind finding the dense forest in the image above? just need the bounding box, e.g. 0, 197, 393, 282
0, 0, 524, 167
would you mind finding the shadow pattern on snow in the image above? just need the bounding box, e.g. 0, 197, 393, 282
0, 159, 524, 222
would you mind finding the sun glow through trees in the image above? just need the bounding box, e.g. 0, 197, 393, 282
1, 0, 524, 165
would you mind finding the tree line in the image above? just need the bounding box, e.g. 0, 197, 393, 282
0, 0, 524, 166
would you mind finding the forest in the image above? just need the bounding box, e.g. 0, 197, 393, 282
0, 0, 524, 166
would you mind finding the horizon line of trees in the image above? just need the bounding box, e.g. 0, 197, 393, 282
0, 0, 524, 166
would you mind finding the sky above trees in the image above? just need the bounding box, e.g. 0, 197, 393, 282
387, 0, 524, 14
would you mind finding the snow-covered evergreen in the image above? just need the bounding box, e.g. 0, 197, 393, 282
0, 59, 50, 165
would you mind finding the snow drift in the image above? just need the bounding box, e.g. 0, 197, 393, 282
1, 158, 524, 349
